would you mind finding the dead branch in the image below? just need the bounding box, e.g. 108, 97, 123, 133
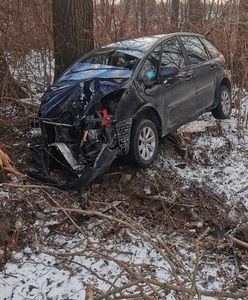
48, 206, 248, 299
85, 284, 94, 300
229, 235, 248, 249
41, 189, 88, 238
190, 227, 211, 300
1, 183, 58, 189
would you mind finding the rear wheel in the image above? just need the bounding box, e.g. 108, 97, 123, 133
212, 86, 232, 119
130, 119, 158, 168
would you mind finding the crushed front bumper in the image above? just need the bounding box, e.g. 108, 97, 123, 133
27, 117, 132, 190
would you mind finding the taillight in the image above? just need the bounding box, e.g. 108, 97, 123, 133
101, 109, 112, 126
219, 52, 226, 63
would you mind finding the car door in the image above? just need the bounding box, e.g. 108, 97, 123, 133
159, 37, 197, 131
180, 35, 217, 113
131, 44, 164, 121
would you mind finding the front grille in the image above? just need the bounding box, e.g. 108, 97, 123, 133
116, 118, 133, 154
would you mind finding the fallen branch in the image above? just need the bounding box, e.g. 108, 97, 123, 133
85, 284, 94, 300
229, 235, 248, 249
1, 183, 56, 189
49, 206, 248, 299
190, 227, 211, 300
41, 189, 87, 237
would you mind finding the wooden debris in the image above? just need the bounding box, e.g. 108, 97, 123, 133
230, 235, 248, 250
86, 284, 94, 300
0, 147, 26, 179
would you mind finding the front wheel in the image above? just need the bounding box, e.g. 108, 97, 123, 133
211, 86, 232, 119
130, 119, 158, 168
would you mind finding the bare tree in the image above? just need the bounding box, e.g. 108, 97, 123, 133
0, 44, 27, 98
52, 0, 94, 79
188, 0, 203, 27
140, 0, 147, 33
119, 0, 132, 39
0, 45, 10, 96
234, 0, 248, 89
171, 0, 180, 29
0, 0, 29, 98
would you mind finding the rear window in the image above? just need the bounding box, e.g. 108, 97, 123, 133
180, 36, 209, 65
200, 38, 220, 59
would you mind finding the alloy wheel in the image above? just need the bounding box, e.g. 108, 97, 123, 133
221, 90, 231, 116
138, 126, 156, 161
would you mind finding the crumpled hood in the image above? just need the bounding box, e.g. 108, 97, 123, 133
39, 78, 127, 120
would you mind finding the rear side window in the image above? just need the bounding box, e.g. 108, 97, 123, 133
138, 45, 161, 82
161, 38, 186, 70
180, 36, 209, 65
200, 38, 220, 59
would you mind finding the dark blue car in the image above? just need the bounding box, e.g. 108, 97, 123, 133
29, 32, 232, 189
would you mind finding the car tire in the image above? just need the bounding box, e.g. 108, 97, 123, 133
130, 119, 158, 168
211, 85, 232, 119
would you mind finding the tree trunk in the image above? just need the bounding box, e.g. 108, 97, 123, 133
188, 0, 203, 27
139, 0, 147, 33
233, 0, 248, 89
119, 0, 132, 39
0, 47, 9, 90
52, 0, 94, 80
171, 0, 180, 29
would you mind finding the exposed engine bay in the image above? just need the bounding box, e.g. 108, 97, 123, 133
28, 78, 133, 189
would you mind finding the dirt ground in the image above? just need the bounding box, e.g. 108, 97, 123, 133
0, 104, 248, 298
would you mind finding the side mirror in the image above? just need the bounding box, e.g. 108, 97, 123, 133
160, 65, 178, 79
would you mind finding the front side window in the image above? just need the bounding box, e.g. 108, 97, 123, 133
138, 45, 161, 82
58, 49, 140, 82
161, 38, 186, 70
181, 36, 209, 65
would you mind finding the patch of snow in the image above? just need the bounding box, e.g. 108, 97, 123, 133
9, 50, 54, 95
2, 53, 248, 298
0, 190, 10, 199
1, 252, 86, 300
178, 119, 217, 133
161, 101, 248, 211
1, 233, 238, 300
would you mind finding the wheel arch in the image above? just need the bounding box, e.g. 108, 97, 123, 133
214, 76, 232, 107
133, 106, 162, 137
220, 77, 231, 90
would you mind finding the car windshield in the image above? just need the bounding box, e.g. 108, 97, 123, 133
58, 49, 141, 82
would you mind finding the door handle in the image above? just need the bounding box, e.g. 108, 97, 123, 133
210, 64, 216, 70
185, 73, 193, 81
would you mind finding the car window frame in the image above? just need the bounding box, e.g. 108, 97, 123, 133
135, 36, 190, 82
199, 37, 221, 59
135, 43, 162, 83
160, 37, 188, 72
178, 35, 212, 67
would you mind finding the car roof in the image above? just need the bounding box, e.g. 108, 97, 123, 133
104, 32, 204, 51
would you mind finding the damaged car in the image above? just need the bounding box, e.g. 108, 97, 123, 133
28, 32, 232, 189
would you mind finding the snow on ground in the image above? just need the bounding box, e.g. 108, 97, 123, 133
1, 224, 174, 299
1, 101, 248, 298
1, 100, 248, 299
174, 106, 248, 210
0, 232, 234, 300
1, 54, 248, 298
8, 50, 54, 94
